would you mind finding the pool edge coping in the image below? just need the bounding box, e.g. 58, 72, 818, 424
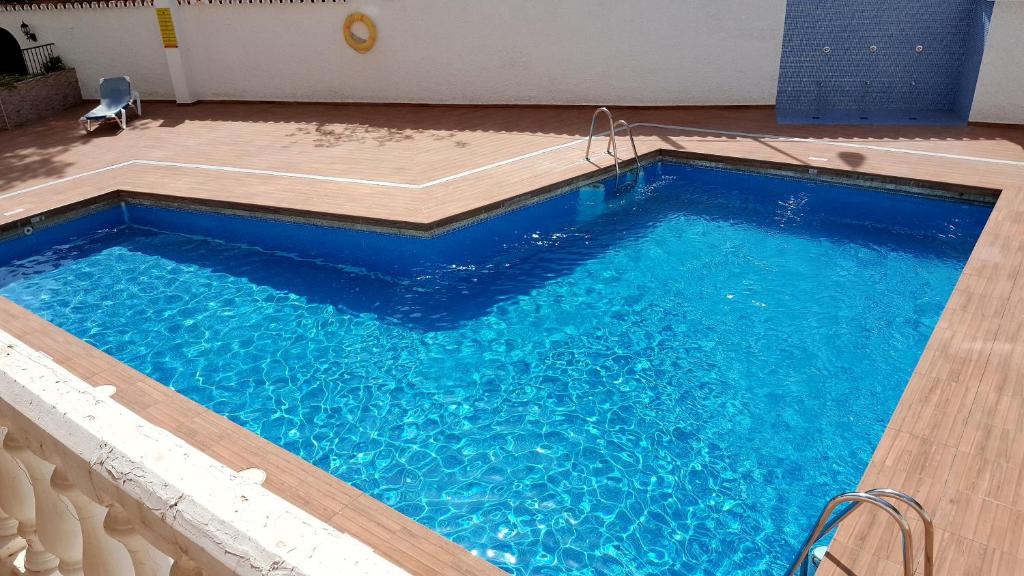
0, 148, 1002, 245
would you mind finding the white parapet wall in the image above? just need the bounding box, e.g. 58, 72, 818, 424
1, 0, 788, 105
0, 329, 407, 576
971, 0, 1024, 124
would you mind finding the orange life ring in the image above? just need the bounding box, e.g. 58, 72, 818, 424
344, 12, 377, 54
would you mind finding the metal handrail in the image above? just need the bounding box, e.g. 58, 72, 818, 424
585, 107, 619, 175
866, 488, 934, 575
787, 491, 919, 576
611, 119, 640, 175
584, 108, 643, 180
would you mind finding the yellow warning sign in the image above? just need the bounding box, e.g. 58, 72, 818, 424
156, 8, 178, 48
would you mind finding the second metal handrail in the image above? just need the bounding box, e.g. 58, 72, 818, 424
869, 488, 934, 575
611, 119, 640, 176
584, 107, 640, 178
787, 488, 934, 576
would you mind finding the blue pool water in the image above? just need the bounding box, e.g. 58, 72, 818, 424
0, 162, 989, 575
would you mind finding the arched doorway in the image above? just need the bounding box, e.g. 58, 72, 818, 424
0, 28, 27, 77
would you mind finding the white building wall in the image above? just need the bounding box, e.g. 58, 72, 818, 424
6, 0, 1015, 121
971, 1, 1024, 124
0, 6, 175, 100
2, 0, 787, 106
176, 0, 788, 105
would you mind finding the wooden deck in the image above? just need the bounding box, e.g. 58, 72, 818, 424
2, 103, 1023, 575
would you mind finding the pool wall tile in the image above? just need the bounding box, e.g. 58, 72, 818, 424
776, 0, 995, 125
0, 207, 126, 268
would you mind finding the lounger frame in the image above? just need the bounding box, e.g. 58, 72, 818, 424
80, 77, 143, 133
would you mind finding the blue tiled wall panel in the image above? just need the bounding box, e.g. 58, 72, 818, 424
956, 2, 994, 120
776, 0, 994, 125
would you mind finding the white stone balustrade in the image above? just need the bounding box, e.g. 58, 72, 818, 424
0, 330, 409, 576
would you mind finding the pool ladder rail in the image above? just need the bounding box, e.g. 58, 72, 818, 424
584, 107, 641, 178
788, 488, 934, 576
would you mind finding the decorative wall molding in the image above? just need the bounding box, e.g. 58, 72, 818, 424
0, 1, 152, 12
175, 0, 346, 5
0, 0, 351, 12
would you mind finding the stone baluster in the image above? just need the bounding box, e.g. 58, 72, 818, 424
0, 506, 24, 567
0, 431, 59, 575
2, 432, 84, 576
103, 504, 172, 576
51, 469, 135, 576
169, 554, 204, 576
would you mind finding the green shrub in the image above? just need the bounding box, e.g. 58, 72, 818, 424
0, 75, 27, 89
42, 55, 66, 74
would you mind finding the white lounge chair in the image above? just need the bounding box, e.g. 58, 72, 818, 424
80, 76, 142, 132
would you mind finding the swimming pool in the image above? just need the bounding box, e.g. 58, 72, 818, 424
0, 162, 990, 575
